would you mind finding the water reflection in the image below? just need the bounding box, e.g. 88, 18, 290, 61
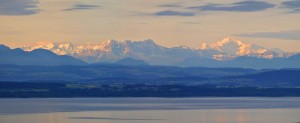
236, 110, 247, 123
215, 110, 228, 123
0, 98, 300, 123
69, 117, 164, 120
195, 109, 249, 123
1, 97, 300, 115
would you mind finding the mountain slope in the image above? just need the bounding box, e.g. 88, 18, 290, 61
2, 63, 299, 87
178, 54, 300, 69
219, 69, 300, 86
0, 64, 257, 81
115, 58, 149, 66
0, 44, 86, 66
0, 44, 10, 52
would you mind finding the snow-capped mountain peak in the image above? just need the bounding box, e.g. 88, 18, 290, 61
101, 39, 118, 45
197, 37, 273, 59
198, 43, 208, 50
58, 42, 74, 49
213, 37, 244, 47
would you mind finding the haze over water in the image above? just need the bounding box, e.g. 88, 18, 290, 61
1, 98, 300, 123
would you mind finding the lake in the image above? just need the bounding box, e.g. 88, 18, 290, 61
0, 98, 300, 123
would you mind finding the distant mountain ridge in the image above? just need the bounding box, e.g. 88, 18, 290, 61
179, 54, 300, 69
1, 37, 299, 68
0, 44, 86, 66
22, 38, 294, 64
1, 64, 300, 87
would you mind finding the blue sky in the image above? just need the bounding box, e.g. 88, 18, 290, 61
0, 0, 299, 51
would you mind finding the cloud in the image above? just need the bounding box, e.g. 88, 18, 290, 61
188, 1, 275, 12
0, 0, 39, 16
153, 10, 195, 16
64, 4, 100, 11
281, 0, 300, 12
236, 30, 300, 40
158, 2, 183, 8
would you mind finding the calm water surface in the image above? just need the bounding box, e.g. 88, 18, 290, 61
0, 97, 300, 123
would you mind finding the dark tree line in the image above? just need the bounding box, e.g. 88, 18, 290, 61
1, 82, 300, 98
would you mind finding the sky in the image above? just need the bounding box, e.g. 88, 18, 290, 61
0, 0, 299, 52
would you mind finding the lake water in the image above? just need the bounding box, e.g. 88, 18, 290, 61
0, 98, 300, 123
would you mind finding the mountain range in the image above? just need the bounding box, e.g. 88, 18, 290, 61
22, 37, 293, 63
1, 37, 299, 68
